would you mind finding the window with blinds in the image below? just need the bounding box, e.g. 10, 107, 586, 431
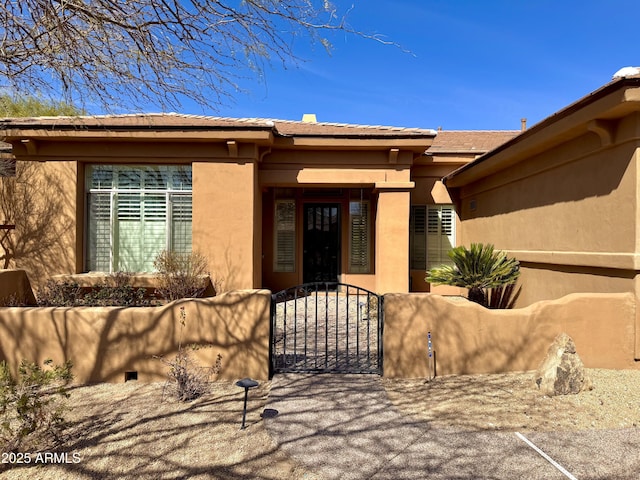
274, 199, 296, 272
349, 201, 370, 273
86, 165, 192, 272
410, 205, 456, 271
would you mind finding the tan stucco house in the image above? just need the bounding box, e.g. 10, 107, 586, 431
444, 74, 640, 317
0, 114, 513, 294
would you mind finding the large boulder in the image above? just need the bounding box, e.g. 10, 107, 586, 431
534, 333, 592, 396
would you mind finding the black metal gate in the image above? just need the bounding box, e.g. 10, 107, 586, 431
270, 282, 383, 375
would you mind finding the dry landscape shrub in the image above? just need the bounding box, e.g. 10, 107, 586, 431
153, 250, 211, 301
36, 279, 83, 306
155, 307, 222, 402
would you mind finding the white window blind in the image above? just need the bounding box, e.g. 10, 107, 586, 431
274, 200, 296, 272
87, 192, 112, 271
349, 201, 370, 273
170, 194, 192, 254
410, 205, 456, 271
86, 165, 192, 272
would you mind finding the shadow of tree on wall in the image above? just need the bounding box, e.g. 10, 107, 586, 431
385, 292, 637, 380
383, 294, 557, 379
424, 298, 554, 376
0, 161, 74, 284
0, 292, 271, 385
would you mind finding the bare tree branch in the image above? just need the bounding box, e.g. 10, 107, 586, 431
0, 0, 395, 112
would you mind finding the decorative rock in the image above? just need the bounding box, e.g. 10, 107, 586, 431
534, 333, 593, 396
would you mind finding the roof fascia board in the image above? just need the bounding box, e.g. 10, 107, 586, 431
276, 136, 433, 151
1, 128, 274, 143
444, 79, 640, 187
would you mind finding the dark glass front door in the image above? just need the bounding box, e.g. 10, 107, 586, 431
303, 204, 340, 283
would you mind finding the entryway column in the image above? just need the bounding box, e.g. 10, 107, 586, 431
375, 186, 412, 294
193, 160, 259, 291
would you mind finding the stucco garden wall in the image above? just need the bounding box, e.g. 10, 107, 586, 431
383, 292, 638, 378
0, 289, 271, 384
0, 269, 36, 305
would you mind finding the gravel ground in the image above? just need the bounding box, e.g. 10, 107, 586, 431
0, 369, 637, 479
0, 381, 318, 480
272, 292, 381, 373
383, 368, 640, 432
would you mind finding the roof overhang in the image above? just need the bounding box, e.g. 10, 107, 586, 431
0, 114, 437, 155
443, 77, 640, 187
272, 135, 434, 153
0, 116, 276, 145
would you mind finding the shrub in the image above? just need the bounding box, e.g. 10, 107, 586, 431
0, 294, 31, 307
36, 280, 83, 307
36, 273, 148, 307
83, 272, 147, 307
156, 307, 222, 402
487, 283, 522, 309
0, 359, 73, 452
153, 250, 210, 301
426, 243, 521, 308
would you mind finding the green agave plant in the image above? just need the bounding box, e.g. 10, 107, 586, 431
426, 243, 520, 307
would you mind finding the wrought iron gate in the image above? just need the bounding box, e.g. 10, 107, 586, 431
270, 282, 383, 375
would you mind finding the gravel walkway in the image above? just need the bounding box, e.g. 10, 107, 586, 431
272, 291, 381, 374
265, 374, 640, 479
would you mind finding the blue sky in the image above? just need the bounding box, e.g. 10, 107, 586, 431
201, 0, 639, 130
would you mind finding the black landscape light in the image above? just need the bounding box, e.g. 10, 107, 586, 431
236, 378, 259, 430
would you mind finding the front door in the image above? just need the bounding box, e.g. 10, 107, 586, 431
303, 204, 340, 283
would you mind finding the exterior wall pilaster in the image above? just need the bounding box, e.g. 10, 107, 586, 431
375, 189, 411, 294
193, 161, 258, 291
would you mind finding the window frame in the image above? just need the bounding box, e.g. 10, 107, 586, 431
85, 164, 192, 273
410, 204, 456, 271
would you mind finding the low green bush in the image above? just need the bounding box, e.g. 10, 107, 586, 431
36, 273, 148, 307
36, 280, 83, 307
0, 359, 73, 452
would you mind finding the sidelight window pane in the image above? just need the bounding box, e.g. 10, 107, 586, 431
349, 201, 370, 273
274, 200, 296, 272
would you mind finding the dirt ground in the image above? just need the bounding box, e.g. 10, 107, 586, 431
0, 369, 638, 479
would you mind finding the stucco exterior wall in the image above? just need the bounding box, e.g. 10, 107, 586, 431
0, 290, 271, 384
193, 161, 259, 292
383, 293, 638, 378
456, 129, 640, 308
375, 190, 411, 294
516, 264, 635, 304
2, 161, 78, 288
458, 134, 637, 254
